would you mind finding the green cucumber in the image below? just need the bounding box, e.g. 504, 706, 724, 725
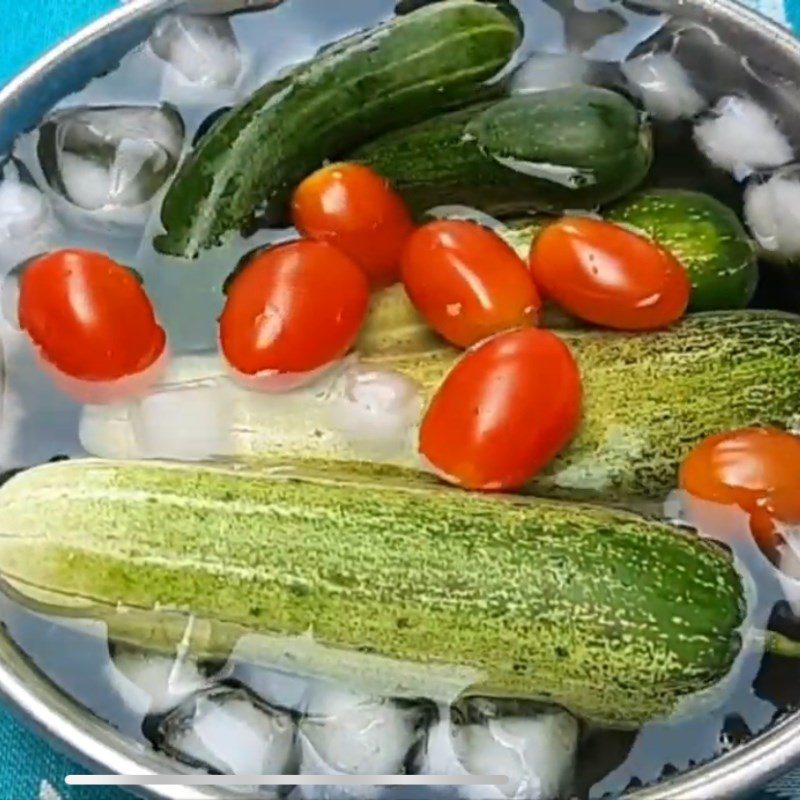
351, 87, 653, 216
607, 190, 758, 312
154, 1, 521, 258
357, 276, 582, 357
499, 214, 551, 259
80, 310, 800, 504
0, 457, 746, 727
357, 284, 445, 356
369, 311, 800, 502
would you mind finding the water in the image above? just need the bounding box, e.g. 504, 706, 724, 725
2, 0, 800, 797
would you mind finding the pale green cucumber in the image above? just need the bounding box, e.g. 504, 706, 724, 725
80, 311, 800, 504
370, 311, 800, 501
357, 284, 445, 356
356, 283, 581, 356
0, 458, 745, 727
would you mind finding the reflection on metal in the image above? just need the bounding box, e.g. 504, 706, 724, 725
180, 0, 284, 14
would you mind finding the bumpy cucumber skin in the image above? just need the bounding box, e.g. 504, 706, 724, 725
352, 87, 653, 216
0, 459, 743, 727
546, 312, 800, 499
365, 311, 800, 501
607, 190, 758, 312
357, 284, 446, 355
356, 282, 580, 356
499, 215, 550, 259
154, 1, 520, 258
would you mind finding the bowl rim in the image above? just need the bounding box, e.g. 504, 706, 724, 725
2, 0, 800, 798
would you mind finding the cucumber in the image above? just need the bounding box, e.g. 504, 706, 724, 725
356, 282, 581, 357
607, 190, 758, 312
370, 311, 800, 502
351, 87, 652, 216
154, 1, 521, 258
79, 311, 800, 505
499, 214, 551, 259
358, 284, 450, 356
0, 458, 745, 727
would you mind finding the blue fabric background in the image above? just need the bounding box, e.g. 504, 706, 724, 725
2, 0, 800, 798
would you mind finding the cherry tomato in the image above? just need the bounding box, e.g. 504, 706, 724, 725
419, 328, 582, 491
219, 240, 369, 390
292, 163, 414, 288
401, 220, 541, 348
679, 427, 800, 549
529, 217, 690, 330
18, 249, 166, 402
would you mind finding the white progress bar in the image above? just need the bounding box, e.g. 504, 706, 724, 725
67, 774, 509, 787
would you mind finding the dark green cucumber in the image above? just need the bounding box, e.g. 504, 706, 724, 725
154, 0, 521, 258
351, 87, 652, 215
0, 458, 745, 727
607, 190, 758, 312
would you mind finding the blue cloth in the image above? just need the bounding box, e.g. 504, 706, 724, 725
2, 0, 800, 798
0, 0, 118, 87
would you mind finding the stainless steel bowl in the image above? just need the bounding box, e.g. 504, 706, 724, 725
2, 1, 800, 797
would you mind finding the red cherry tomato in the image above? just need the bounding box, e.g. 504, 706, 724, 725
419, 328, 582, 491
18, 249, 166, 401
529, 217, 690, 330
219, 240, 369, 390
292, 163, 414, 288
679, 427, 800, 549
401, 220, 541, 348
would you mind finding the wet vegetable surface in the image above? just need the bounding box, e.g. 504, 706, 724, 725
5, 0, 800, 795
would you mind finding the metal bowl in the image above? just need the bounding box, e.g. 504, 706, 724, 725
2, 1, 800, 797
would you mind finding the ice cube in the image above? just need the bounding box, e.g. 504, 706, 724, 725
36, 104, 184, 225
327, 362, 422, 457
744, 165, 800, 259
158, 685, 296, 778
421, 700, 579, 800
108, 644, 212, 715
233, 662, 317, 715
416, 705, 469, 778
622, 53, 706, 121
510, 54, 590, 95
694, 95, 793, 181
150, 15, 244, 90
299, 687, 428, 799
78, 351, 351, 461
131, 373, 234, 461
0, 163, 55, 272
